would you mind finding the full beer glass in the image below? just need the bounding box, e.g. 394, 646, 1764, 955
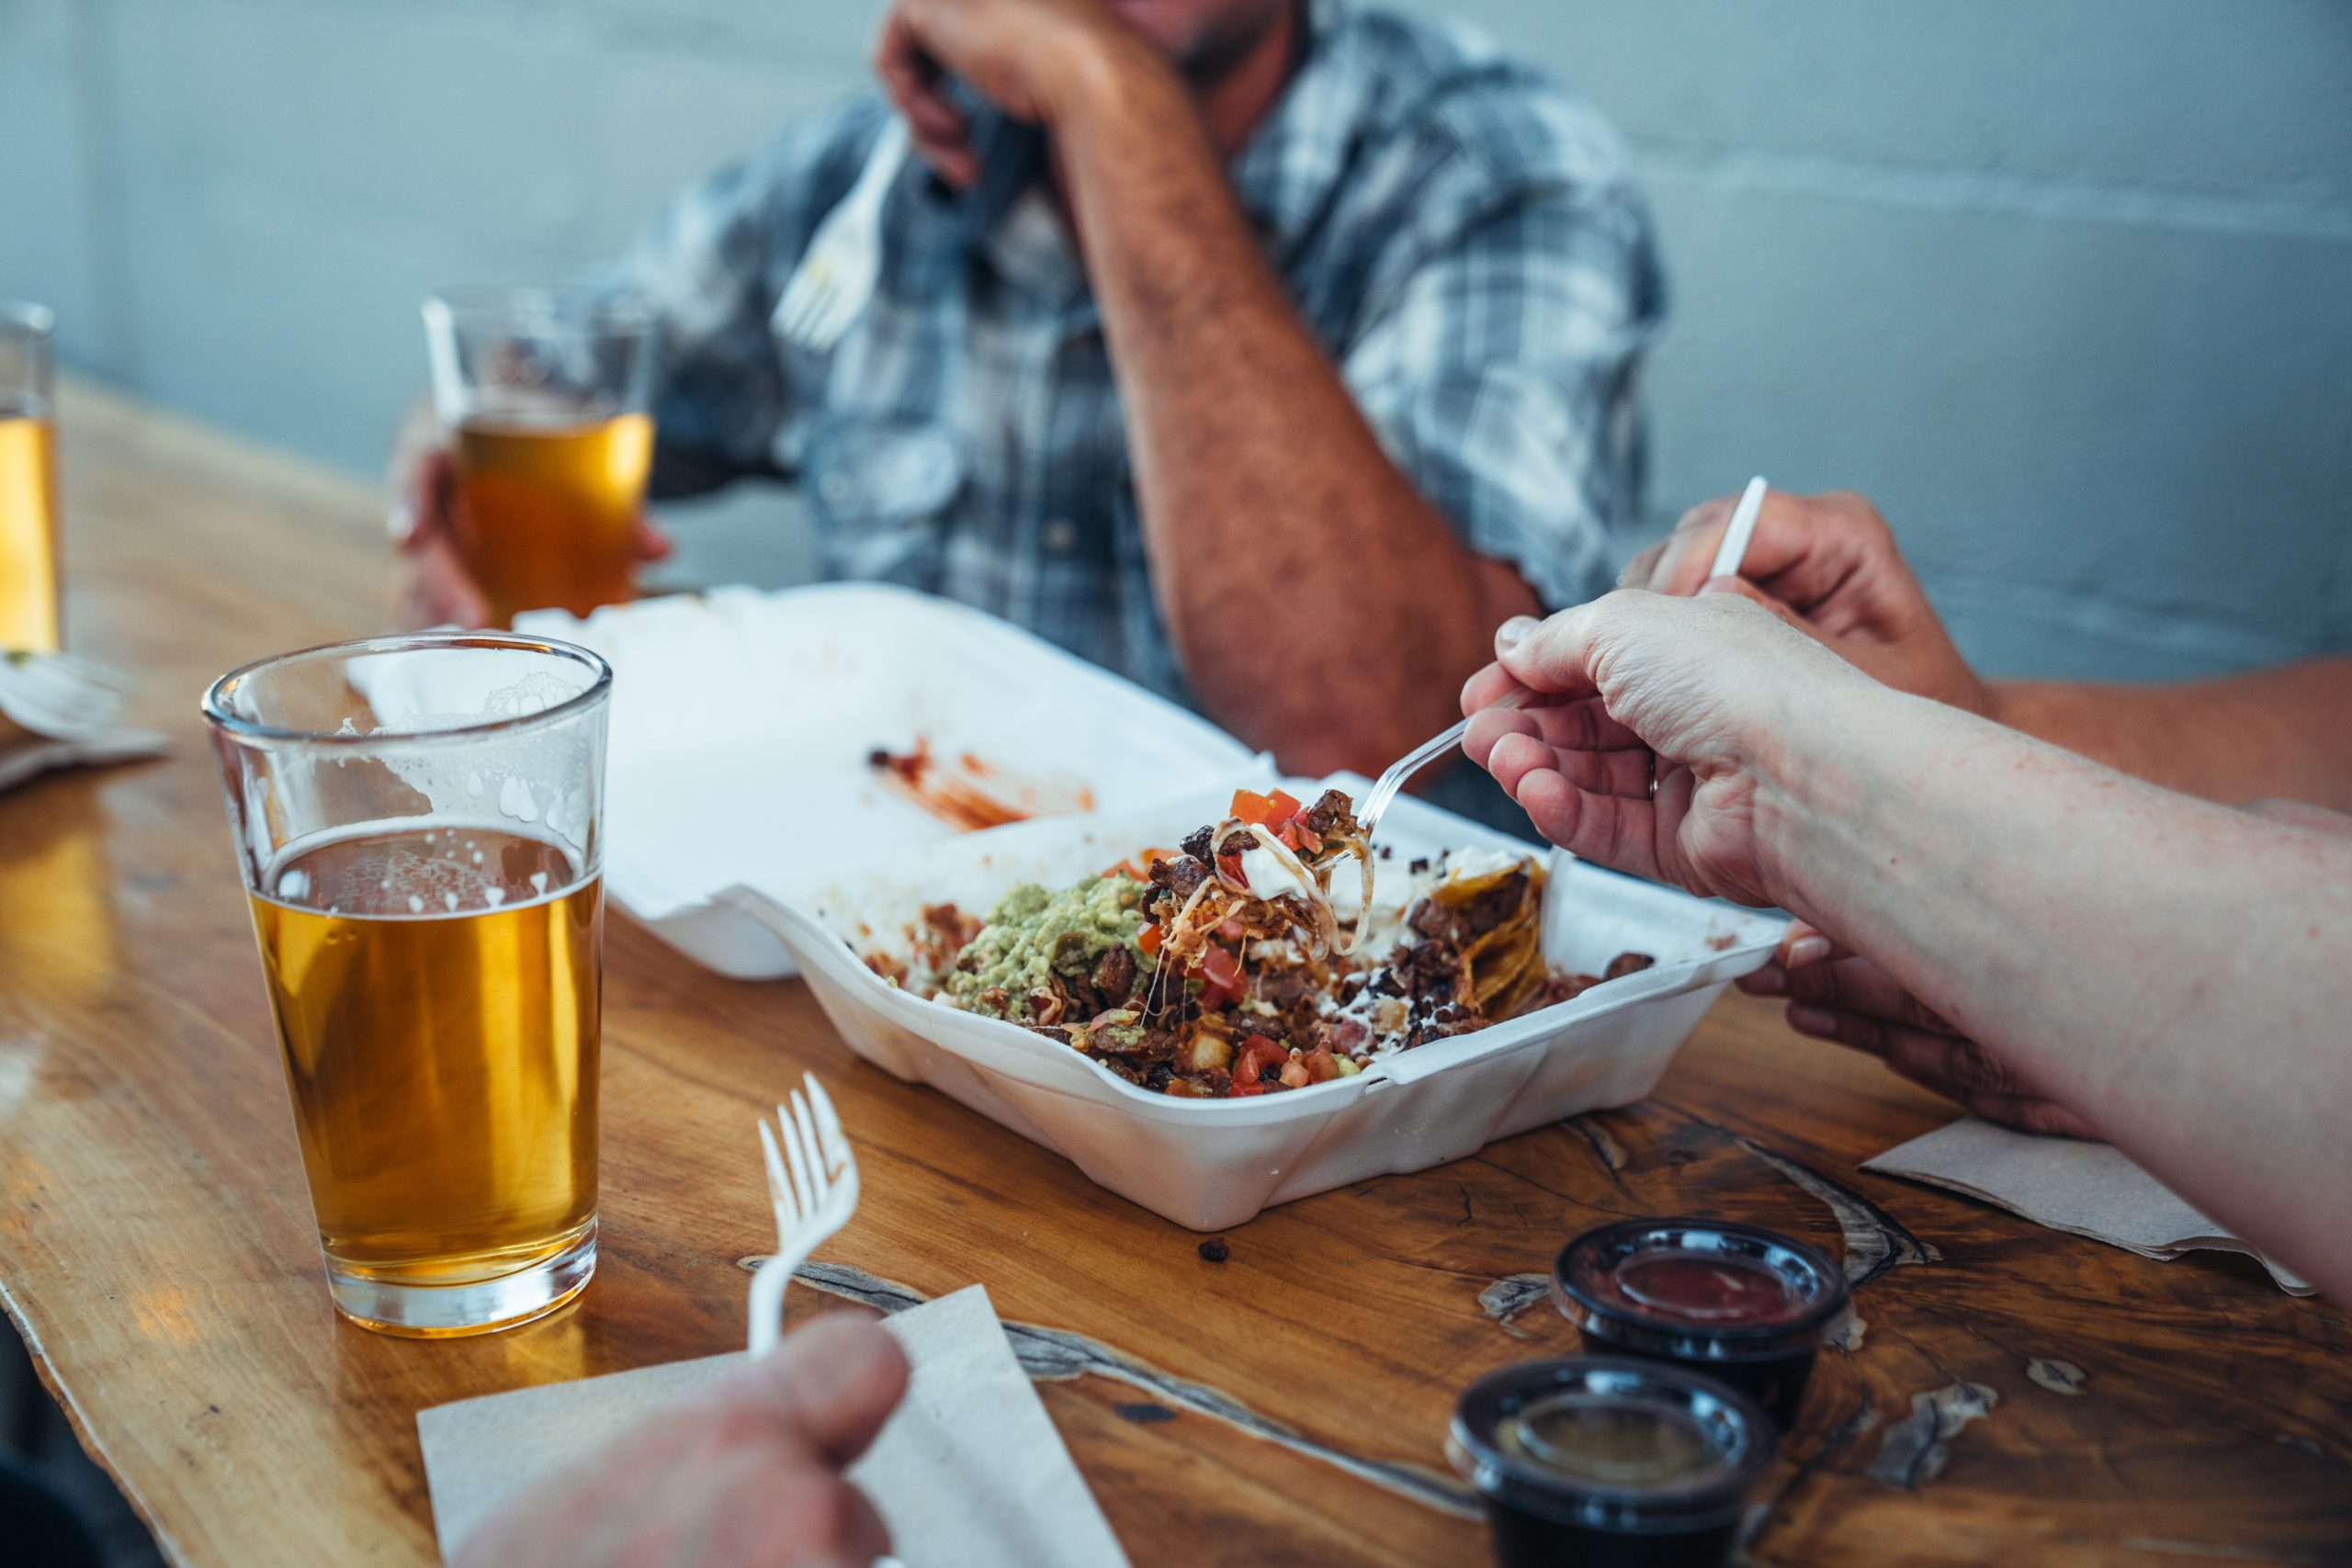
0, 302, 61, 652
422, 287, 656, 626
205, 633, 612, 1336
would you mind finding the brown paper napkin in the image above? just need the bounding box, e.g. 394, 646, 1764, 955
0, 652, 167, 793
1863, 1118, 2312, 1295
416, 1284, 1130, 1567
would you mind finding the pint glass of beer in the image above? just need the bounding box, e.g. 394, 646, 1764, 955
204, 632, 612, 1336
0, 302, 61, 652
422, 287, 656, 626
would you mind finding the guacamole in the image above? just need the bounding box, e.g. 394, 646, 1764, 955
944, 873, 1151, 1043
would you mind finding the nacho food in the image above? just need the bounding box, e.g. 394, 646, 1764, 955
871, 787, 1654, 1099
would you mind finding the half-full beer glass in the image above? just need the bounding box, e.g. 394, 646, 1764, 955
205, 633, 612, 1336
0, 302, 61, 652
422, 287, 657, 626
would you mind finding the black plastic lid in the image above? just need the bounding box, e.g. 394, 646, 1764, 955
1552, 1219, 1849, 1363
1449, 1357, 1774, 1531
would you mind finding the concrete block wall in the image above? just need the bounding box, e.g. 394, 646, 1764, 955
5, 0, 2347, 677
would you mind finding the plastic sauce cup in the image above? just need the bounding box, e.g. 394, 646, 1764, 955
1550, 1219, 1849, 1429
1449, 1356, 1774, 1568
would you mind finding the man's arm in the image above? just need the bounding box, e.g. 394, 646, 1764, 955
1632, 488, 2352, 810
1990, 660, 2352, 813
1055, 51, 1539, 774
877, 0, 1601, 775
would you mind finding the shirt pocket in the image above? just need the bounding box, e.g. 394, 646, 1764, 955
798, 412, 966, 586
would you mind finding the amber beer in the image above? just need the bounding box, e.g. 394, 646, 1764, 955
248, 825, 601, 1313
451, 410, 653, 626
0, 407, 60, 650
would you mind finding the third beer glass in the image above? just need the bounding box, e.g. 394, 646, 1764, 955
206, 633, 612, 1335
423, 288, 656, 626
0, 302, 60, 651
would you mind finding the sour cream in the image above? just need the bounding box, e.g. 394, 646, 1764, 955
1237, 841, 1317, 907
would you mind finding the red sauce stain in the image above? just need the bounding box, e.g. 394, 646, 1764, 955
867, 737, 1095, 832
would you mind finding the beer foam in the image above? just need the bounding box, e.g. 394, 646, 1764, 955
267, 824, 582, 917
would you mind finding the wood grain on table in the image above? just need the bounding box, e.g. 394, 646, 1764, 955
2, 383, 2347, 1568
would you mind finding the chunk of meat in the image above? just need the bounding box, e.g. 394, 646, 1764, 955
1091, 945, 1138, 1001
1302, 789, 1357, 839
1150, 855, 1209, 902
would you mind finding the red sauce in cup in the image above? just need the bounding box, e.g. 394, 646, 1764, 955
1551, 1221, 1848, 1429
1603, 1251, 1797, 1325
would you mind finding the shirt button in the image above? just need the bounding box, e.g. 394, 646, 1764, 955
1041, 517, 1080, 555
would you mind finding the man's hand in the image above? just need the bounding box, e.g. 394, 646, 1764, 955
874, 0, 1151, 186
1740, 923, 2096, 1139
452, 1314, 909, 1568
1621, 489, 1995, 716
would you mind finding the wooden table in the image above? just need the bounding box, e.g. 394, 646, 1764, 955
4, 383, 2347, 1568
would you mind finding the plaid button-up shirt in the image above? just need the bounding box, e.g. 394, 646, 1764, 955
617, 0, 1663, 713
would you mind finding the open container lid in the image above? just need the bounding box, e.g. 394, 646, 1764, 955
1552, 1219, 1849, 1363
1449, 1357, 1774, 1532
514, 583, 1264, 976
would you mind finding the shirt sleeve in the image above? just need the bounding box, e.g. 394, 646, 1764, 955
595, 100, 885, 499
1340, 118, 1665, 611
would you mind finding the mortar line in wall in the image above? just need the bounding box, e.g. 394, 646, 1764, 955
1635, 146, 2352, 244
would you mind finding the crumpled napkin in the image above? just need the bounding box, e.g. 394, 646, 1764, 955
0, 651, 168, 793
1864, 1117, 2313, 1295
417, 1284, 1131, 1568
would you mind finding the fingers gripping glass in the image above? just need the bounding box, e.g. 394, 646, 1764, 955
422, 287, 657, 627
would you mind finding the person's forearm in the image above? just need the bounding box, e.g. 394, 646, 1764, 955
1755, 687, 2352, 1299
1990, 658, 2352, 812
1046, 44, 1534, 776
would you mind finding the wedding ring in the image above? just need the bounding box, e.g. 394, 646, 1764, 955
1646, 754, 1658, 801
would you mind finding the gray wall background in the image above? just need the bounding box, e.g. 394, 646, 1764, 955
5, 0, 2348, 680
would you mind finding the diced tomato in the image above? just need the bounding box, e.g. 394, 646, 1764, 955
1233, 1034, 1285, 1089
1137, 924, 1163, 956
1229, 788, 1304, 828
1216, 918, 1247, 942
1276, 822, 1301, 852
1198, 945, 1241, 991
1217, 852, 1245, 886
1227, 1075, 1268, 1099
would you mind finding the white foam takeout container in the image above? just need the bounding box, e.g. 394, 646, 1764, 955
514, 584, 1261, 977
728, 776, 1787, 1230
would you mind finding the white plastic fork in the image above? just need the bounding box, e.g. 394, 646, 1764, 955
773, 117, 911, 354
1359, 475, 1770, 839
1356, 686, 1530, 839
746, 1073, 862, 1359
